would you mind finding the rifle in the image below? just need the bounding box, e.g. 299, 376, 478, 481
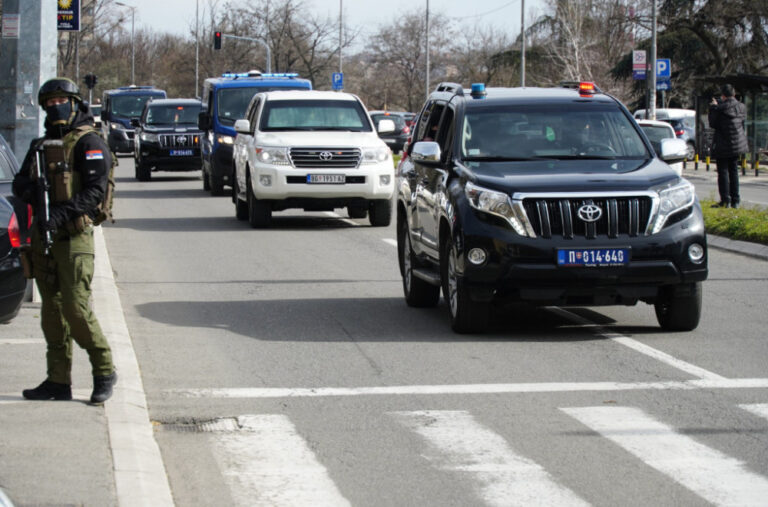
33, 144, 54, 254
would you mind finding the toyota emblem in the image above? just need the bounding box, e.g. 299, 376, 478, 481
319, 151, 333, 161
176, 136, 187, 145
577, 204, 603, 222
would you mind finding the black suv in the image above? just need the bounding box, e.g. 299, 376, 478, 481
396, 82, 707, 333
131, 99, 203, 181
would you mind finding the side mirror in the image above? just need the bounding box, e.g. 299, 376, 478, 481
660, 138, 687, 164
198, 111, 211, 131
234, 119, 251, 134
100, 110, 110, 121
130, 118, 140, 128
411, 141, 441, 163
377, 118, 396, 134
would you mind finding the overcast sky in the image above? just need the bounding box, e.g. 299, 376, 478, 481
121, 0, 547, 42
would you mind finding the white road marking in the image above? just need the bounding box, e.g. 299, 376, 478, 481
382, 238, 397, 247
562, 406, 768, 506
168, 377, 768, 399
211, 414, 350, 507
0, 339, 42, 345
391, 410, 589, 507
739, 403, 768, 421
547, 307, 726, 380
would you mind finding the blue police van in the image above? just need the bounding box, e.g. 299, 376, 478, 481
198, 70, 312, 195
101, 85, 167, 153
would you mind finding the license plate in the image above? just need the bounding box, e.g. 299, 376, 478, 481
557, 247, 629, 267
170, 149, 193, 156
307, 174, 345, 184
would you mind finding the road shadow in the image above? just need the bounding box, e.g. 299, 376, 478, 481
133, 297, 608, 343
106, 214, 360, 232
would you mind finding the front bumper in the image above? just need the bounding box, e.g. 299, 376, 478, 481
250, 161, 395, 202
139, 144, 202, 171
108, 128, 135, 153
455, 205, 708, 306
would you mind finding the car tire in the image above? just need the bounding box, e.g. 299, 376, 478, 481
686, 141, 696, 161
234, 176, 248, 221
441, 236, 490, 334
398, 217, 440, 307
369, 199, 392, 227
247, 176, 271, 228
135, 159, 151, 181
209, 170, 224, 196
655, 282, 702, 331
348, 205, 368, 219
203, 167, 211, 191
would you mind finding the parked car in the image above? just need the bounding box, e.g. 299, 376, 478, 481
397, 82, 701, 333
232, 90, 396, 227
369, 111, 411, 153
131, 98, 203, 181
637, 119, 683, 176
634, 108, 696, 160
0, 133, 30, 247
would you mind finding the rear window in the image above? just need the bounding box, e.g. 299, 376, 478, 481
371, 114, 405, 130
260, 100, 372, 132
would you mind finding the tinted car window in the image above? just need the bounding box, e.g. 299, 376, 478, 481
111, 94, 159, 117
371, 114, 405, 131
260, 100, 372, 131
146, 104, 201, 126
217, 86, 308, 126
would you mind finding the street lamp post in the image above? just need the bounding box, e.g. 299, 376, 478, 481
115, 2, 136, 84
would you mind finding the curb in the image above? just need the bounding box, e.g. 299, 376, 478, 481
92, 226, 175, 507
707, 234, 768, 261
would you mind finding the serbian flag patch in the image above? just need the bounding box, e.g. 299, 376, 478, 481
85, 150, 104, 160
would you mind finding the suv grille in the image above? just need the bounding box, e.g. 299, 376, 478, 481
159, 133, 198, 148
523, 197, 653, 239
289, 148, 361, 169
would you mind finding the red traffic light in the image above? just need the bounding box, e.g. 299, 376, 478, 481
214, 31, 222, 50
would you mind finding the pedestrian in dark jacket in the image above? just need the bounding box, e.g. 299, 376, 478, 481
708, 84, 748, 208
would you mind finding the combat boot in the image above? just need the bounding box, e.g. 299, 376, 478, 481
22, 380, 72, 401
90, 371, 117, 405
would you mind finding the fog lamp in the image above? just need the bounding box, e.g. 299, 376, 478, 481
259, 175, 272, 187
467, 248, 487, 265
688, 243, 705, 263
380, 175, 391, 186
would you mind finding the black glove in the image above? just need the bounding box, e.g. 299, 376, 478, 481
48, 204, 67, 229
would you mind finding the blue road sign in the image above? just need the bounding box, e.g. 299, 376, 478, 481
332, 72, 343, 90
656, 79, 671, 91
633, 70, 646, 80
656, 59, 671, 78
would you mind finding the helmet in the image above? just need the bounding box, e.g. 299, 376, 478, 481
38, 78, 81, 107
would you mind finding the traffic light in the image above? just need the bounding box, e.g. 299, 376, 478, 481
214, 31, 222, 50
84, 73, 97, 89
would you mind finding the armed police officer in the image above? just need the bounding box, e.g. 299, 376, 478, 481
13, 78, 117, 404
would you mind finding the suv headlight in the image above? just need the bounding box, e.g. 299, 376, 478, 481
650, 179, 696, 234
140, 132, 158, 143
255, 146, 290, 166
465, 181, 529, 236
361, 146, 391, 164
110, 122, 123, 131
216, 135, 235, 145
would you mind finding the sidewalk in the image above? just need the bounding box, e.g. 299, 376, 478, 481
0, 227, 172, 507
682, 160, 768, 186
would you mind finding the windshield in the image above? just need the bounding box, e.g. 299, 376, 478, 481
460, 104, 650, 162
260, 100, 372, 132
216, 86, 307, 126
146, 104, 201, 126
91, 105, 102, 116
110, 94, 161, 118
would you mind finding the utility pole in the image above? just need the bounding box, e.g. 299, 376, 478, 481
339, 0, 343, 73
649, 0, 657, 120
115, 2, 136, 84
425, 0, 430, 99
195, 0, 199, 97
521, 0, 525, 86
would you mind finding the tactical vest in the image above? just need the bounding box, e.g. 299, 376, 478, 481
39, 125, 116, 233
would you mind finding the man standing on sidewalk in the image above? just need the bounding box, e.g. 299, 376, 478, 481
12, 78, 117, 404
709, 83, 748, 208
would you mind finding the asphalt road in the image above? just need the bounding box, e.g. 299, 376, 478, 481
104, 157, 768, 507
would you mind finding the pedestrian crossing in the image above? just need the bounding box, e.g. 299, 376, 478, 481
175, 403, 768, 507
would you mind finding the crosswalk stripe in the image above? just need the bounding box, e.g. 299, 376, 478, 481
390, 410, 590, 507
562, 406, 768, 506
739, 403, 768, 421
211, 414, 350, 507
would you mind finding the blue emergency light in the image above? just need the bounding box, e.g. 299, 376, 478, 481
471, 83, 487, 99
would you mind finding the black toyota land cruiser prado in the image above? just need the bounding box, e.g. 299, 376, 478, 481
396, 81, 707, 334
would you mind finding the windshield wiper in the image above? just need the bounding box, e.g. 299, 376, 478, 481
535, 154, 617, 160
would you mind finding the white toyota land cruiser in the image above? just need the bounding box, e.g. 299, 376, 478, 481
232, 90, 396, 227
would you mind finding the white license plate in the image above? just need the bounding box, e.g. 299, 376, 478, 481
307, 174, 345, 184
557, 247, 629, 267
170, 149, 193, 156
